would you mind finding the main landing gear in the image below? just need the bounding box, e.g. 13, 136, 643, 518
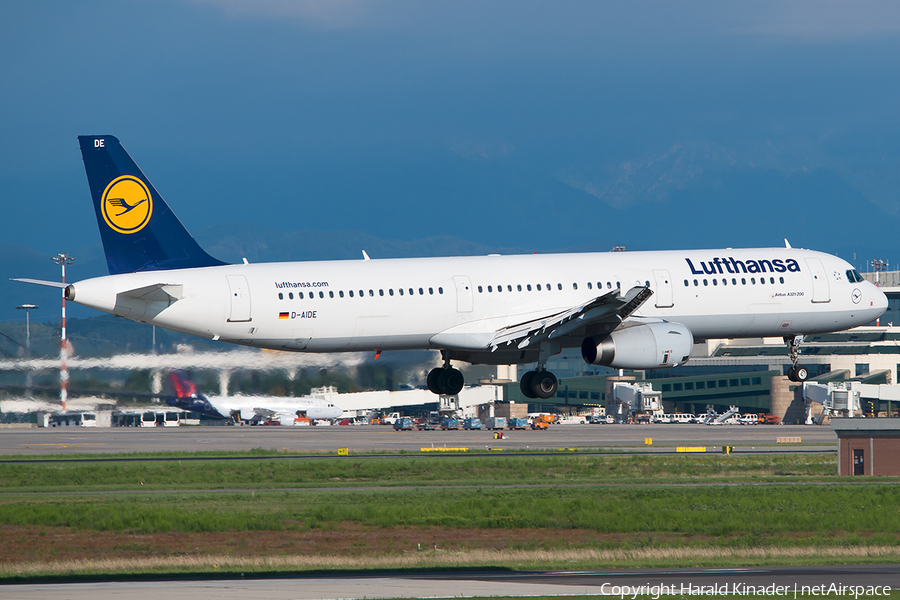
785, 335, 809, 382
427, 352, 464, 395
519, 369, 558, 400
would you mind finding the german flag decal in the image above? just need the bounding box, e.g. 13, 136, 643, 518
279, 312, 290, 319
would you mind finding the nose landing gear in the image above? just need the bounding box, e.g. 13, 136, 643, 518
785, 335, 809, 382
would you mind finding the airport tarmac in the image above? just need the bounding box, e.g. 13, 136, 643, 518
0, 423, 836, 456
2, 564, 897, 599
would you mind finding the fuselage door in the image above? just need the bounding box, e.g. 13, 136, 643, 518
652, 269, 674, 308
226, 275, 252, 322
454, 275, 474, 313
805, 258, 831, 303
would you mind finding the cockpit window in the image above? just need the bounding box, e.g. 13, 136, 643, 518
846, 269, 864, 283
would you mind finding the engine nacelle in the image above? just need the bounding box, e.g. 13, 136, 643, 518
581, 322, 693, 369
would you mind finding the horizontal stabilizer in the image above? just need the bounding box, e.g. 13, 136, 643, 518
118, 283, 183, 304
10, 278, 69, 289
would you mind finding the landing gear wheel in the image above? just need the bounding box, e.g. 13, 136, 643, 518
788, 366, 809, 382
427, 368, 442, 394
438, 367, 464, 395
531, 371, 558, 400
520, 371, 536, 399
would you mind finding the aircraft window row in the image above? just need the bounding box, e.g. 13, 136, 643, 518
278, 287, 444, 301
683, 276, 785, 287
476, 281, 623, 294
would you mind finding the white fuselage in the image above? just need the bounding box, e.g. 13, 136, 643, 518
67, 247, 888, 365
206, 395, 343, 421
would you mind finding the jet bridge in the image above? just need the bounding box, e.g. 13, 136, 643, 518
803, 382, 862, 424
611, 381, 663, 419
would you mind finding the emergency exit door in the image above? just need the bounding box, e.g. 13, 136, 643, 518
226, 275, 252, 322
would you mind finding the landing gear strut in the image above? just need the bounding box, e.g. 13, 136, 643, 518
785, 335, 809, 382
427, 352, 464, 395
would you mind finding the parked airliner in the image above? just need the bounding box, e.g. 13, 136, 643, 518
165, 372, 342, 423
15, 136, 888, 399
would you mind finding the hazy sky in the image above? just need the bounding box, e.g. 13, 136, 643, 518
2, 1, 900, 260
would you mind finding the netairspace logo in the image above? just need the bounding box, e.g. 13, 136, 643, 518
599, 582, 893, 599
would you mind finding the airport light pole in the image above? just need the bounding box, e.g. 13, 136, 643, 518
52, 254, 75, 412
16, 304, 38, 399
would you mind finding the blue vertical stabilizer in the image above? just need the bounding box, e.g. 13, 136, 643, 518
78, 135, 227, 274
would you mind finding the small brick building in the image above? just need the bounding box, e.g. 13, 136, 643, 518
832, 417, 900, 476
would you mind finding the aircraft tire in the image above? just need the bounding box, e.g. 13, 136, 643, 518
794, 366, 809, 382
520, 371, 536, 399
427, 368, 442, 394
531, 371, 558, 400
439, 367, 465, 395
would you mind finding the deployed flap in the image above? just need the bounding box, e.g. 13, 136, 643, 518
117, 283, 183, 305
489, 286, 653, 351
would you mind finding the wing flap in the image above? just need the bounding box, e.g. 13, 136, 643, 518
490, 286, 653, 350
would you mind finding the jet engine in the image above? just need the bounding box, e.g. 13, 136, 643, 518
581, 322, 693, 369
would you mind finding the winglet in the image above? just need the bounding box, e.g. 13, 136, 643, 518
784, 238, 792, 249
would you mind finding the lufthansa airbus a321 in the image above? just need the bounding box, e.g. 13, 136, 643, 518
14, 136, 888, 399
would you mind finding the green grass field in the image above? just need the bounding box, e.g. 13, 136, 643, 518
0, 452, 897, 580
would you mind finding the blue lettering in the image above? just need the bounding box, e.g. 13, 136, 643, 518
772, 259, 786, 273
685, 258, 703, 275
746, 260, 760, 274
786, 259, 801, 272
758, 259, 773, 273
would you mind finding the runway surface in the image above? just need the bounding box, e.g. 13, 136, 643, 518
0, 423, 836, 456
3, 564, 897, 599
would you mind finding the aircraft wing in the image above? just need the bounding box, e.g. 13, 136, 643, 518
489, 286, 653, 351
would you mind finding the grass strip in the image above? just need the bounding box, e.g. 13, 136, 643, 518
0, 453, 846, 492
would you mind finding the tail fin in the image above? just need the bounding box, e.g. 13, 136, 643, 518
78, 135, 227, 274
168, 371, 199, 399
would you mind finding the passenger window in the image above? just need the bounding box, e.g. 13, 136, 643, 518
329, 291, 334, 298
278, 293, 284, 300
498, 285, 503, 293
507, 285, 512, 292
703, 279, 708, 286
419, 288, 424, 295
760, 278, 765, 285
409, 288, 414, 295
527, 284, 532, 291
399, 288, 404, 295
547, 283, 551, 290
438, 287, 443, 294
429, 287, 434, 295
487, 285, 493, 292
379, 289, 384, 296
779, 277, 784, 284
713, 279, 718, 286
684, 280, 689, 287
573, 283, 578, 290
349, 290, 354, 297
389, 289, 394, 296
607, 282, 612, 289
750, 278, 756, 284
319, 291, 324, 298
478, 286, 483, 293
339, 291, 344, 298
732, 278, 737, 285
722, 279, 727, 286
288, 292, 294, 300
693, 279, 698, 286
536, 284, 542, 291
587, 282, 592, 290
517, 284, 522, 291
741, 278, 746, 285
369, 289, 374, 297
557, 283, 562, 290
359, 290, 364, 297
770, 277, 775, 284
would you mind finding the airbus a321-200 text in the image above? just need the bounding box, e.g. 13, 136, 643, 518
15, 136, 888, 399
